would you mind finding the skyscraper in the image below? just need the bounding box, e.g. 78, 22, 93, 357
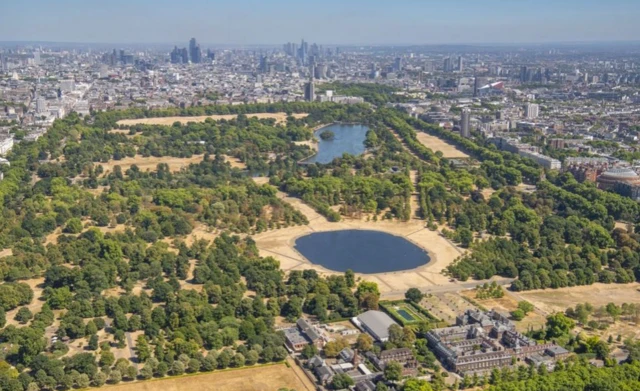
304, 79, 315, 102
189, 38, 202, 64
443, 57, 452, 72
461, 108, 471, 138
259, 55, 268, 73
394, 57, 403, 72
457, 56, 463, 72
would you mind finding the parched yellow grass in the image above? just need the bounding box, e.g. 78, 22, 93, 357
101, 362, 312, 391
416, 132, 469, 158
116, 113, 308, 127
100, 155, 204, 174
517, 283, 640, 314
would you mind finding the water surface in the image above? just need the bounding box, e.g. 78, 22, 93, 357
294, 230, 431, 273
303, 124, 368, 164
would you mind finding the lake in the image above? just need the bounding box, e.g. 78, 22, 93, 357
294, 230, 431, 273
303, 123, 369, 164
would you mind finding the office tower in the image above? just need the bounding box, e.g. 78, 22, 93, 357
0, 53, 6, 71
170, 46, 183, 64
443, 57, 452, 72
474, 76, 486, 97
314, 64, 327, 79
34, 51, 40, 65
394, 57, 403, 72
259, 55, 268, 73
207, 49, 215, 60
304, 79, 315, 102
189, 38, 202, 63
525, 103, 539, 119
461, 108, 471, 138
457, 56, 463, 72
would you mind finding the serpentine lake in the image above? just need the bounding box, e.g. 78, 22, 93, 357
303, 123, 369, 164
294, 230, 431, 273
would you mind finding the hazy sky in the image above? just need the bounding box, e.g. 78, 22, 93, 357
1, 0, 639, 45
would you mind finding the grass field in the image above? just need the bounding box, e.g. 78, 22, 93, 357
116, 113, 308, 126
101, 363, 313, 391
99, 155, 205, 175
415, 132, 469, 158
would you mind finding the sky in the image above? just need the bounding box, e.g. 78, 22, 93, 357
1, 0, 639, 45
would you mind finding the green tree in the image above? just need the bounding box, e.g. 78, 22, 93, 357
384, 361, 403, 381
331, 373, 354, 389
405, 288, 424, 303
546, 312, 576, 338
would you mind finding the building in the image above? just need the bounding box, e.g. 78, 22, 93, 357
366, 348, 418, 376
524, 103, 539, 119
427, 309, 569, 374
304, 80, 315, 102
596, 168, 640, 191
443, 57, 453, 72
490, 136, 560, 170
189, 38, 202, 64
352, 310, 397, 342
0, 136, 14, 156
36, 97, 47, 114
457, 56, 464, 72
394, 57, 403, 72
60, 79, 75, 92
461, 108, 471, 138
283, 318, 325, 352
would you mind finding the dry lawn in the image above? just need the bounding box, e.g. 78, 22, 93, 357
99, 155, 204, 175
517, 283, 640, 314
5, 277, 46, 327
416, 132, 469, 158
100, 362, 313, 391
116, 113, 308, 127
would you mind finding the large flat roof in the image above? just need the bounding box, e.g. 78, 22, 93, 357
357, 310, 397, 341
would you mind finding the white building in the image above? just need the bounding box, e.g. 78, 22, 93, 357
36, 97, 47, 113
525, 103, 539, 119
0, 137, 14, 156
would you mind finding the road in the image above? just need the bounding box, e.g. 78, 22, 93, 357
380, 277, 514, 299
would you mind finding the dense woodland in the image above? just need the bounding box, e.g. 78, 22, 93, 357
1, 89, 640, 390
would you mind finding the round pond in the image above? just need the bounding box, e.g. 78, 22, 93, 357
294, 230, 431, 273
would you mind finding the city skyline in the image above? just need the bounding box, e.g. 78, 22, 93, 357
1, 0, 639, 45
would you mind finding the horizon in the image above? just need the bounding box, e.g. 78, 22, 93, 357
1, 0, 639, 45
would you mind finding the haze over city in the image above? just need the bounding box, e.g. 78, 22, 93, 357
1, 0, 640, 45
4, 2, 640, 391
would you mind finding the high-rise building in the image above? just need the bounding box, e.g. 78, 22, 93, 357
474, 76, 487, 97
394, 57, 403, 72
304, 79, 315, 102
33, 51, 41, 65
259, 55, 268, 73
0, 53, 6, 71
525, 103, 539, 119
457, 56, 463, 72
189, 38, 202, 63
314, 64, 328, 79
461, 108, 471, 138
443, 57, 453, 72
